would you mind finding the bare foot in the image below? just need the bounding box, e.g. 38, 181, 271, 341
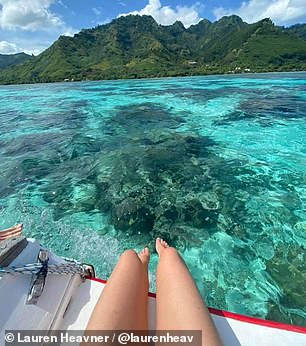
155, 237, 169, 256
0, 224, 23, 240
138, 247, 150, 265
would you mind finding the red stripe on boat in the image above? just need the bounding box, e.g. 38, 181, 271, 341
87, 277, 306, 334
207, 307, 306, 334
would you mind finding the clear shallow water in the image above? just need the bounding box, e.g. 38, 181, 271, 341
0, 72, 305, 326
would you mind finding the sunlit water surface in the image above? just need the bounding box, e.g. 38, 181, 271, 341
0, 72, 305, 326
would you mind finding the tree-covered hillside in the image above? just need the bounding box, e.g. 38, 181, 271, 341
286, 24, 306, 41
0, 52, 32, 70
0, 15, 305, 84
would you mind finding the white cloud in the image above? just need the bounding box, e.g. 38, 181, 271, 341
0, 39, 43, 54
58, 0, 68, 10
92, 7, 101, 16
119, 0, 203, 28
0, 40, 19, 54
213, 0, 306, 25
62, 27, 77, 37
0, 0, 70, 32
0, 1, 78, 56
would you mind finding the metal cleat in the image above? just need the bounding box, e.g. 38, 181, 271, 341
82, 263, 95, 280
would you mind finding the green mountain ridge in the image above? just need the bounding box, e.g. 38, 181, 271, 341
0, 52, 32, 70
286, 23, 306, 41
0, 15, 306, 84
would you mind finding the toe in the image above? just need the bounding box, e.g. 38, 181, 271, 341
138, 247, 150, 264
156, 237, 169, 256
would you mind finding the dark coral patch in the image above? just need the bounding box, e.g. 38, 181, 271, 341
215, 91, 306, 126
38, 103, 270, 251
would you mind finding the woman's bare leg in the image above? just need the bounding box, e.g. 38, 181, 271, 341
0, 224, 23, 240
86, 248, 149, 330
156, 238, 222, 346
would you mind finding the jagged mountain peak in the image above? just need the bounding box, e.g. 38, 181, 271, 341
0, 14, 305, 84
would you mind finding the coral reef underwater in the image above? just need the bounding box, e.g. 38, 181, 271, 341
0, 75, 305, 326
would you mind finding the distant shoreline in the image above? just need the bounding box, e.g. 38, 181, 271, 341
0, 70, 305, 87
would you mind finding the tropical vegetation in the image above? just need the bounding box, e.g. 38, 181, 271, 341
0, 15, 305, 84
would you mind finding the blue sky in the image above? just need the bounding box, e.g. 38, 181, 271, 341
1, 0, 306, 55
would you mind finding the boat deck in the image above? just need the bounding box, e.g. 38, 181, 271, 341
1, 240, 306, 345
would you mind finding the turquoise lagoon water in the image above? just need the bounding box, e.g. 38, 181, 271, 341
0, 73, 305, 326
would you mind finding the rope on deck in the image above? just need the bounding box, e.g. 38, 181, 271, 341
0, 257, 88, 277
